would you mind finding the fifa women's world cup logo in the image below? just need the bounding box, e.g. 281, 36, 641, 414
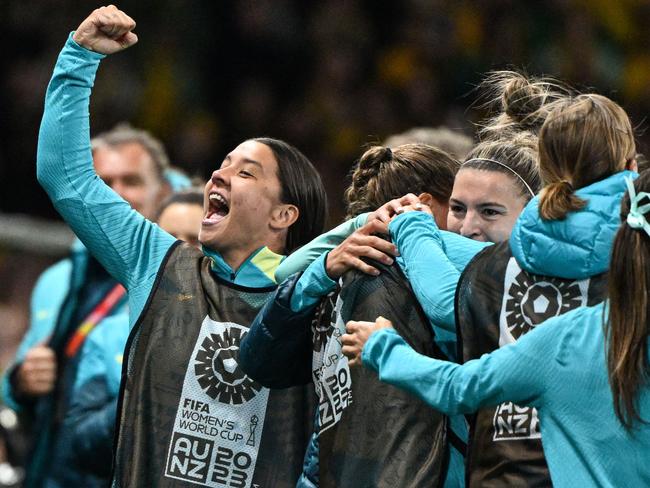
504, 269, 584, 340
194, 327, 262, 405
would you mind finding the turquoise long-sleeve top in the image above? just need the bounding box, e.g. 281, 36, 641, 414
283, 212, 487, 320
362, 302, 650, 487
276, 211, 487, 284
285, 211, 488, 358
37, 34, 281, 327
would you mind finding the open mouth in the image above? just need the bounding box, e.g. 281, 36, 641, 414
204, 192, 230, 225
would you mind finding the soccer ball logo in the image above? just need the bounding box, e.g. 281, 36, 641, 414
505, 272, 583, 339
194, 327, 262, 405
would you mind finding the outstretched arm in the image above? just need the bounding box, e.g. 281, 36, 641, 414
37, 7, 175, 321
275, 213, 369, 282
275, 193, 488, 284
239, 273, 316, 388
342, 317, 554, 415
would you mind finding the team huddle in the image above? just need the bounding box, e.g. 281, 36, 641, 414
4, 5, 650, 488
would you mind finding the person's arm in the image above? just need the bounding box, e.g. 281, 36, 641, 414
239, 273, 317, 388
389, 212, 461, 331
68, 361, 118, 479
356, 317, 561, 415
275, 213, 369, 283
289, 253, 337, 312
68, 386, 117, 479
439, 230, 491, 271
36, 8, 174, 321
1, 261, 70, 410
275, 192, 449, 283
368, 195, 490, 272
242, 223, 400, 386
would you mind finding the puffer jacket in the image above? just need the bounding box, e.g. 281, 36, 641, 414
510, 170, 636, 278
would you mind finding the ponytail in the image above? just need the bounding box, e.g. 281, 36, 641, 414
538, 180, 586, 220
606, 173, 650, 429
538, 94, 635, 222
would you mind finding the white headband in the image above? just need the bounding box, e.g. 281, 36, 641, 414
462, 158, 535, 197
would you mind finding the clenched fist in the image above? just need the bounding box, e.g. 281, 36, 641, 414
341, 316, 393, 366
72, 5, 138, 55
16, 345, 57, 396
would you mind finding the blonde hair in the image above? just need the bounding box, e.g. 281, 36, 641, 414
477, 71, 569, 141
538, 94, 636, 220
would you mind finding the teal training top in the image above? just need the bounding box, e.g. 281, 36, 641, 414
362, 303, 650, 487
37, 34, 282, 328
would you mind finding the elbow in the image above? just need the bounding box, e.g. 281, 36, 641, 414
36, 147, 55, 194
35, 155, 48, 189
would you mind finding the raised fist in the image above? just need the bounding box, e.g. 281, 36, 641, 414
72, 5, 138, 55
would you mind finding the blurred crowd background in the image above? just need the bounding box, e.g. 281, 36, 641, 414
2, 0, 650, 435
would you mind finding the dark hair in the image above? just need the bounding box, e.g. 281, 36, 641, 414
155, 188, 204, 221
253, 137, 328, 253
462, 132, 541, 202
344, 144, 460, 219
91, 122, 170, 183
538, 94, 636, 220
606, 171, 650, 430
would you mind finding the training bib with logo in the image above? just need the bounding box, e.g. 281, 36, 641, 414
314, 260, 448, 488
455, 242, 606, 488
112, 243, 314, 488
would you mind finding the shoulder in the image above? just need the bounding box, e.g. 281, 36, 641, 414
35, 258, 73, 289
30, 258, 74, 323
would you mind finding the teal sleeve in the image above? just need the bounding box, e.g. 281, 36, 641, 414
275, 213, 369, 283
36, 34, 175, 323
289, 253, 337, 312
439, 230, 491, 271
361, 322, 556, 415
389, 212, 460, 332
